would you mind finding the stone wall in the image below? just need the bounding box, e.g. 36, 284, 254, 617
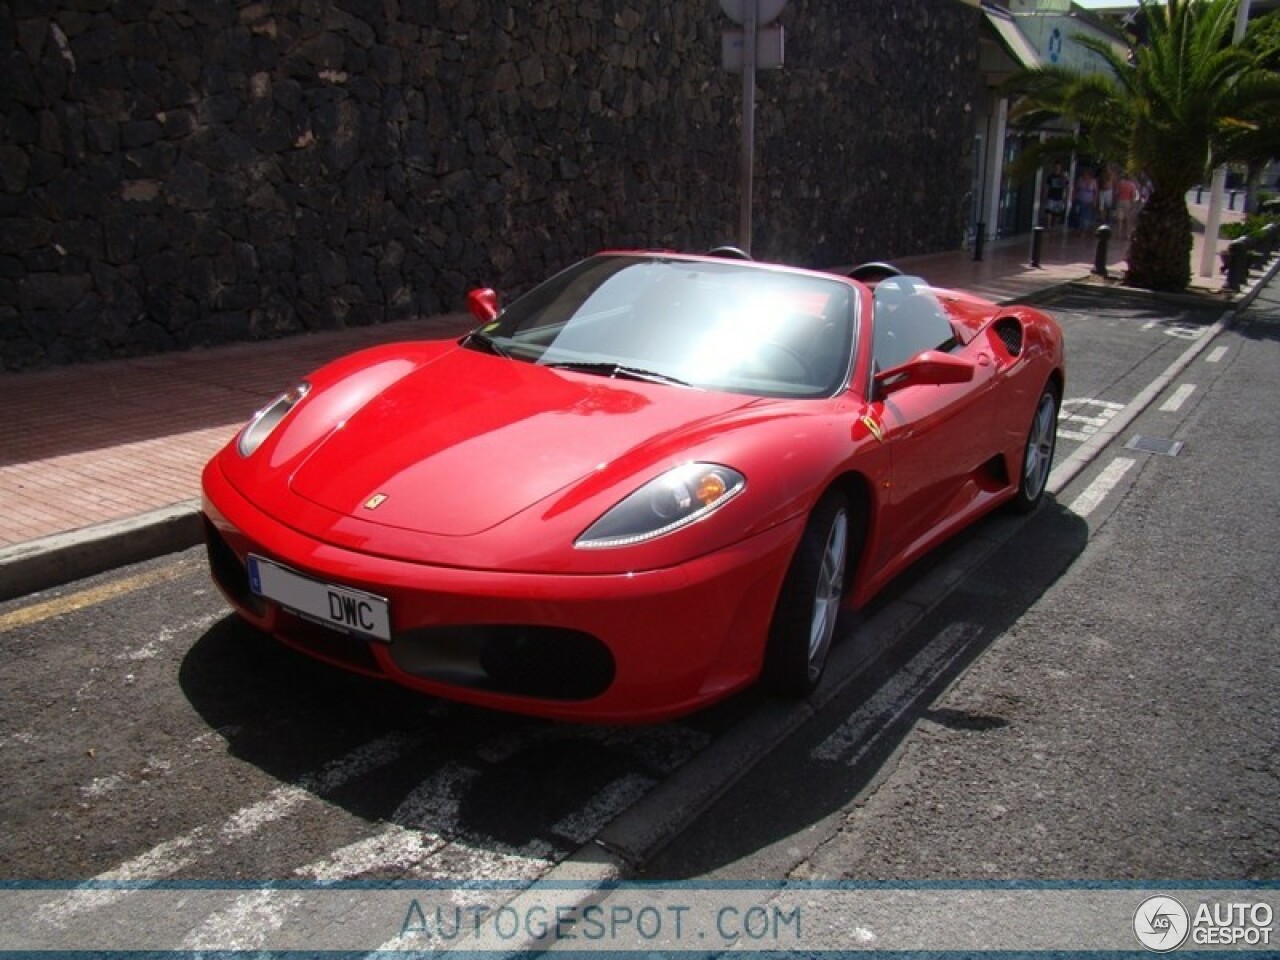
0, 0, 982, 370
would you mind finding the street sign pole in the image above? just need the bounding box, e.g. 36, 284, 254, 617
739, 0, 758, 255
721, 0, 785, 256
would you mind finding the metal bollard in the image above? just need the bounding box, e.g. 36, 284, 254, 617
1229, 190, 1237, 211
1226, 237, 1251, 291
973, 222, 985, 262
1196, 185, 1204, 204
1030, 225, 1045, 268
1092, 224, 1111, 278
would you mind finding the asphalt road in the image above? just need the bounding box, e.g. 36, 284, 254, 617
1, 276, 1275, 950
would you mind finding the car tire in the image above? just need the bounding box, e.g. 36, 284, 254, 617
763, 489, 852, 697
1011, 382, 1059, 513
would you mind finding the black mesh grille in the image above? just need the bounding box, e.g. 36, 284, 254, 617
391, 625, 615, 701
993, 317, 1023, 356
277, 613, 385, 676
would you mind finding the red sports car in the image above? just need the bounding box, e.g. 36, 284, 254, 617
202, 252, 1064, 723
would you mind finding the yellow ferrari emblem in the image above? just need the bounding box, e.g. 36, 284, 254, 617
861, 414, 885, 443
363, 493, 389, 510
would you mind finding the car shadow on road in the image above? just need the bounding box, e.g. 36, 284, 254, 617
176, 609, 752, 868
635, 496, 1091, 878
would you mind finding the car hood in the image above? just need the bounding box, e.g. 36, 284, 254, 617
289, 349, 760, 536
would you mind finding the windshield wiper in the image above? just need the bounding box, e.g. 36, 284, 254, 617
545, 361, 691, 388
459, 330, 513, 358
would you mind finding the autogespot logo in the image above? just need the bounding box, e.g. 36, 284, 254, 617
1134, 895, 1190, 952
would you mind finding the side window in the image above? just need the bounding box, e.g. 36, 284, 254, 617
871, 278, 957, 373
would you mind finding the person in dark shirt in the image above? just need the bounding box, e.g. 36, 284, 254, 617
1044, 164, 1069, 229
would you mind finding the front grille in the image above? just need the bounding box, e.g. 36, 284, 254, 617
277, 612, 385, 676
993, 317, 1024, 356
391, 625, 615, 701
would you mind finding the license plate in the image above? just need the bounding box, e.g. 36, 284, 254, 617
247, 555, 391, 642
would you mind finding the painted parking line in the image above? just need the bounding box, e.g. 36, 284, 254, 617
1067, 457, 1136, 519
811, 622, 982, 767
1058, 398, 1124, 443
0, 561, 193, 634
1206, 346, 1229, 363
1159, 384, 1197, 413
34, 732, 420, 927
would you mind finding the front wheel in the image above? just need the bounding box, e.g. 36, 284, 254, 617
763, 490, 852, 697
1011, 383, 1059, 513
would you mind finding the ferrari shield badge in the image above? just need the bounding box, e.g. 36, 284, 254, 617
363, 493, 389, 510
860, 414, 885, 443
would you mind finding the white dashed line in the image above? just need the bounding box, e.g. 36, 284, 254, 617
1159, 383, 1196, 413
1068, 457, 1136, 518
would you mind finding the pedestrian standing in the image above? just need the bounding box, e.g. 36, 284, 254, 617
1043, 163, 1069, 229
1115, 172, 1140, 240
1074, 167, 1099, 234
1098, 167, 1115, 225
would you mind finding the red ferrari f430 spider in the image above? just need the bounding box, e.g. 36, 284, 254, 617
202, 252, 1064, 722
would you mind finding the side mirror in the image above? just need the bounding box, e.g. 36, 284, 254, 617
874, 350, 975, 397
467, 288, 500, 323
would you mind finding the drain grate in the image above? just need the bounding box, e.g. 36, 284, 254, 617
1125, 435, 1184, 456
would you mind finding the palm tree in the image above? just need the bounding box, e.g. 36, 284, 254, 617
1005, 0, 1280, 291
1223, 10, 1280, 211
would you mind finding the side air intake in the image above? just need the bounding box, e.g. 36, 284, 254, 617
993, 316, 1024, 356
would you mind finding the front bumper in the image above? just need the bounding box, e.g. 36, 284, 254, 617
201, 458, 803, 723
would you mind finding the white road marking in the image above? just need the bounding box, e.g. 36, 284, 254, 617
35, 732, 418, 926
391, 763, 478, 831
1068, 457, 1136, 518
550, 772, 655, 845
183, 765, 558, 948
811, 623, 982, 766
1206, 346, 1229, 363
392, 762, 559, 863
294, 826, 445, 881
1140, 320, 1205, 339
1159, 383, 1196, 413
81, 729, 235, 799
180, 888, 307, 951
1058, 398, 1124, 442
1161, 323, 1206, 340
116, 611, 223, 662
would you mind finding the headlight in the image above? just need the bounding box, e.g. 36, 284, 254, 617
576, 463, 745, 549
236, 381, 310, 457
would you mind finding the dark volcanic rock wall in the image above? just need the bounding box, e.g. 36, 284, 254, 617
0, 0, 981, 369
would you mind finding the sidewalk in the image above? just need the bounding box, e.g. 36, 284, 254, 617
0, 211, 1242, 600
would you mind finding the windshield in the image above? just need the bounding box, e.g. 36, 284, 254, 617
466, 255, 856, 398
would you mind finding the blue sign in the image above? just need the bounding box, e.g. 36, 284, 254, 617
1049, 27, 1063, 63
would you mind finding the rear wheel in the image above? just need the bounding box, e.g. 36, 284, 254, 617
763, 490, 852, 696
1011, 383, 1059, 513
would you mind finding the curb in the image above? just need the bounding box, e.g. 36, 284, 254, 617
0, 500, 202, 603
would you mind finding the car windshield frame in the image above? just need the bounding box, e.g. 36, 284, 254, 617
465, 254, 858, 400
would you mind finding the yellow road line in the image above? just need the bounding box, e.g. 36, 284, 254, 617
0, 561, 194, 634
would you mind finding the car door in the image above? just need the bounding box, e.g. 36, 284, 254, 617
863, 279, 999, 570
